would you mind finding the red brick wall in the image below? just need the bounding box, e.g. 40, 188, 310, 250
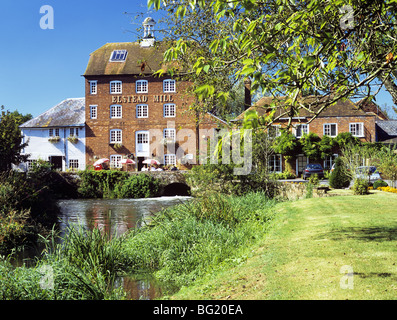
84, 75, 219, 166
275, 115, 377, 143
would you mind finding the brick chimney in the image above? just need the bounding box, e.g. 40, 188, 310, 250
244, 78, 251, 110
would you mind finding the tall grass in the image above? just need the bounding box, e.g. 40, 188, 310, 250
0, 192, 278, 299
0, 225, 128, 300
122, 192, 277, 287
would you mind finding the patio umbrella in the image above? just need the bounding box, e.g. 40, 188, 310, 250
93, 158, 109, 166
120, 159, 135, 164
120, 158, 135, 171
142, 159, 160, 165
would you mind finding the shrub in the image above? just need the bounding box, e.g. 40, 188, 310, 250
352, 178, 369, 195
77, 170, 161, 199
187, 164, 279, 197
329, 157, 350, 189
308, 173, 319, 185
114, 174, 160, 198
373, 180, 388, 190
270, 171, 297, 180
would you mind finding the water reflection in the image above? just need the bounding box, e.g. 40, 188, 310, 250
57, 196, 191, 237
57, 196, 191, 299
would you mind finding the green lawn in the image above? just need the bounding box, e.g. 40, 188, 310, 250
171, 190, 397, 300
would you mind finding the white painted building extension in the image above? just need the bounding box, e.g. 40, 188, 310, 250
19, 98, 86, 171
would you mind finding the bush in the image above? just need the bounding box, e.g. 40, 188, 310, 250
187, 164, 280, 198
114, 174, 160, 198
77, 170, 160, 199
352, 178, 369, 195
373, 180, 388, 190
329, 157, 350, 189
0, 167, 61, 253
308, 173, 319, 185
270, 171, 297, 180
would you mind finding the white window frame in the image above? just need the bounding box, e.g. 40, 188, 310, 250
49, 128, 60, 137
295, 124, 309, 138
110, 105, 122, 119
109, 50, 128, 62
269, 154, 282, 173
136, 104, 148, 118
110, 155, 122, 168
136, 131, 149, 144
110, 129, 122, 144
89, 81, 97, 95
324, 154, 338, 170
163, 103, 176, 118
136, 80, 148, 93
27, 159, 38, 171
69, 128, 79, 137
323, 123, 338, 137
164, 128, 176, 141
164, 154, 176, 166
163, 79, 176, 93
110, 81, 122, 94
349, 122, 364, 137
269, 125, 281, 138
68, 159, 79, 170
90, 105, 97, 119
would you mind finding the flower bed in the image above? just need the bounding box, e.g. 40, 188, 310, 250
378, 186, 397, 194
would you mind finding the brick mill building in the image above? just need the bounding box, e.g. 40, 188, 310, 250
235, 95, 391, 176
83, 18, 224, 170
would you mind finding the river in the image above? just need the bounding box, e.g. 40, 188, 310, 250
15, 196, 191, 299
58, 196, 191, 299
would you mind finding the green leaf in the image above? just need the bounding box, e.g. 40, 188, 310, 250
302, 56, 316, 68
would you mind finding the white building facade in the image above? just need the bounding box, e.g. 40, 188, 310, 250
19, 98, 86, 171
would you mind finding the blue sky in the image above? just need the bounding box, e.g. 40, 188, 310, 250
0, 0, 166, 117
0, 0, 395, 118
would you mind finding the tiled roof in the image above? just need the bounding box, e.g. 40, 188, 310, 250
83, 42, 172, 76
356, 98, 388, 120
234, 95, 370, 121
20, 98, 85, 128
376, 120, 397, 138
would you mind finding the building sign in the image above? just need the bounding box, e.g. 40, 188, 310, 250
112, 95, 174, 104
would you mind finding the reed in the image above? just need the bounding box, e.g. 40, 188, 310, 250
123, 192, 277, 288
0, 225, 128, 300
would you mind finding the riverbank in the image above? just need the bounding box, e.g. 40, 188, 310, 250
171, 190, 397, 300
0, 191, 278, 299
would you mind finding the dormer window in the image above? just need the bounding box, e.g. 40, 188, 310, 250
110, 50, 128, 62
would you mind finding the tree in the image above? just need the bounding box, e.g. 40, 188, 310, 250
334, 132, 360, 150
374, 145, 397, 187
329, 157, 350, 189
299, 132, 322, 162
150, 0, 397, 126
273, 130, 299, 173
0, 107, 31, 171
318, 135, 335, 160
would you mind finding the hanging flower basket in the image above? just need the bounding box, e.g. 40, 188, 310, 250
48, 136, 61, 143
67, 136, 78, 144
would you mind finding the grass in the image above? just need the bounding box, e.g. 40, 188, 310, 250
0, 192, 277, 299
122, 192, 277, 289
172, 190, 397, 300
0, 225, 128, 300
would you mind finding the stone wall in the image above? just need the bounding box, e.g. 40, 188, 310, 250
278, 182, 329, 200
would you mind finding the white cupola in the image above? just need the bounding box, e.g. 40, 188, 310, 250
140, 17, 156, 47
